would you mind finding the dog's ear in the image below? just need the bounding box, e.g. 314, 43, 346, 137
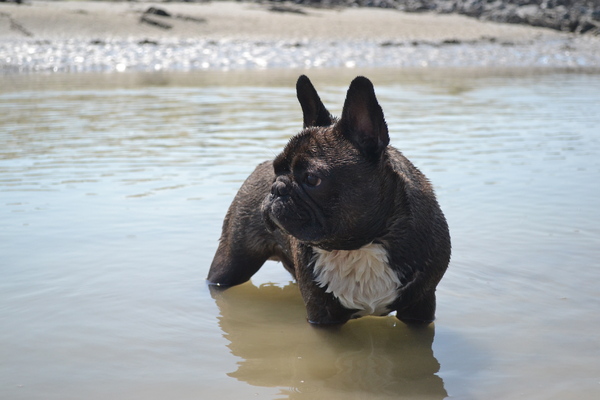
296, 75, 333, 128
339, 76, 389, 159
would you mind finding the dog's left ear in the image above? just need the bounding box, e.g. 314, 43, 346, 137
296, 75, 333, 128
339, 76, 389, 159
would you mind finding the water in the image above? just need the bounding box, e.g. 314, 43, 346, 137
3, 36, 600, 74
1, 69, 599, 399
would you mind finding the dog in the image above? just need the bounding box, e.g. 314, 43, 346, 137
207, 75, 451, 325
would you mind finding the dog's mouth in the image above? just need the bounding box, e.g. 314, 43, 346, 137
262, 200, 292, 233
263, 208, 279, 232
262, 194, 326, 242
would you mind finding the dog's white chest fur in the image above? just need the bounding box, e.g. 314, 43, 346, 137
312, 243, 400, 316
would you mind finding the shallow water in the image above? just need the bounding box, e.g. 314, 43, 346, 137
3, 36, 600, 73
1, 69, 599, 399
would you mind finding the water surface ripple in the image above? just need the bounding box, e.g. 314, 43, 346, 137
1, 70, 599, 399
2, 37, 600, 73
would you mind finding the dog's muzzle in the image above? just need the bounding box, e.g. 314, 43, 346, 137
271, 181, 289, 197
271, 176, 292, 198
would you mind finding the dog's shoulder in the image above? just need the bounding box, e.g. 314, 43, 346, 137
385, 146, 432, 190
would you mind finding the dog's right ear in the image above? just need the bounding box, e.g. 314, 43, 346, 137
339, 76, 389, 160
296, 75, 333, 128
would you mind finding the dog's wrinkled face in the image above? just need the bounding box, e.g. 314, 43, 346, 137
263, 127, 377, 249
262, 76, 394, 251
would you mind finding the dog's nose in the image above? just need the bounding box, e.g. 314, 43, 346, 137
271, 180, 290, 197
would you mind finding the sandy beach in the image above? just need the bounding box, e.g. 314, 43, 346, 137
0, 0, 571, 41
1, 1, 599, 72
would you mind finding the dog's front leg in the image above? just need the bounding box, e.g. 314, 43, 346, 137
294, 243, 354, 326
395, 289, 437, 325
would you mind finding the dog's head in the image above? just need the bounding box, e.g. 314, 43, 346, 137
262, 76, 397, 251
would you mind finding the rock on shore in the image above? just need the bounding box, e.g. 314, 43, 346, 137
272, 0, 600, 34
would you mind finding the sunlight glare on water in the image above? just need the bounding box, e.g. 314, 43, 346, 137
1, 69, 599, 400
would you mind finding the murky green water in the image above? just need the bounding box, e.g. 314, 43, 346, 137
1, 68, 599, 399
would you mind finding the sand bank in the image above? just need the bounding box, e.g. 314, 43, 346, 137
0, 0, 572, 41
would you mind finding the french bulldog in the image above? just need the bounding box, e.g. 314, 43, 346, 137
207, 75, 451, 325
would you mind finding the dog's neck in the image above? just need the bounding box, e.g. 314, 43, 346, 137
311, 243, 401, 317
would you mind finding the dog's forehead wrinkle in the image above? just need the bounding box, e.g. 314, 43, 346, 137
274, 132, 308, 173
277, 128, 338, 174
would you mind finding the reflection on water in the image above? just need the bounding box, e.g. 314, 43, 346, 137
1, 69, 600, 400
212, 282, 446, 399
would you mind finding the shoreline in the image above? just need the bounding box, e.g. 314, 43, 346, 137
1, 1, 599, 73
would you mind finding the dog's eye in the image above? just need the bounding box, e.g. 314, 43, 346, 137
304, 174, 321, 187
